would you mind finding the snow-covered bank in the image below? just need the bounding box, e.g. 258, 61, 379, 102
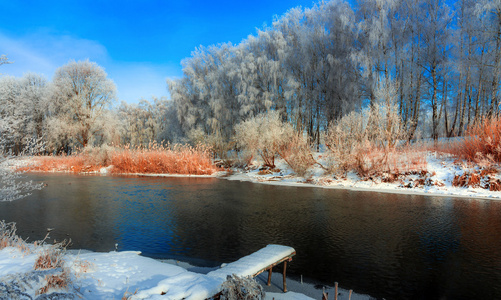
0, 246, 370, 300
9, 151, 501, 200
225, 152, 501, 200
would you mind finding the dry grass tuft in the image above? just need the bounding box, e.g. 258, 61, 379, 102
34, 243, 67, 270
461, 117, 501, 162
20, 154, 103, 173
451, 168, 500, 190
20, 143, 219, 175
0, 221, 79, 297
36, 270, 71, 295
434, 117, 501, 166
339, 144, 428, 180
0, 221, 28, 252
122, 287, 139, 300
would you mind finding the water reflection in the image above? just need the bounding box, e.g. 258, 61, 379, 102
1, 173, 501, 299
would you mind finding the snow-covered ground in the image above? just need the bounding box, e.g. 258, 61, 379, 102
226, 151, 501, 200
0, 245, 370, 299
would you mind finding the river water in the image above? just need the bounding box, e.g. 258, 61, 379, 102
1, 173, 501, 299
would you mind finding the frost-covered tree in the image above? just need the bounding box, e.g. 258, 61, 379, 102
0, 73, 49, 154
169, 0, 501, 146
474, 0, 501, 118
46, 60, 117, 151
419, 0, 454, 140
0, 55, 43, 201
0, 54, 11, 69
118, 96, 182, 146
169, 0, 361, 151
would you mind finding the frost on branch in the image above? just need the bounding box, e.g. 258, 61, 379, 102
235, 110, 293, 169
0, 118, 43, 202
235, 110, 315, 175
325, 79, 407, 177
220, 274, 265, 300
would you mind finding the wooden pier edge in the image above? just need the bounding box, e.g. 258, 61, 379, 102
252, 251, 296, 292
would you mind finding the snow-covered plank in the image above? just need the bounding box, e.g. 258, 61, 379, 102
207, 244, 296, 293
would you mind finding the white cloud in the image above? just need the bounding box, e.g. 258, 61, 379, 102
0, 30, 179, 104
0, 30, 109, 77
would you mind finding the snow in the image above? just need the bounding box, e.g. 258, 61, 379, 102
226, 151, 501, 200
207, 245, 295, 281
1, 244, 347, 300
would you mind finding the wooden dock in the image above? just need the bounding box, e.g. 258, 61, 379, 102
207, 244, 296, 292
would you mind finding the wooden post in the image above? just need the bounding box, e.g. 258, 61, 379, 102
267, 268, 272, 286
282, 261, 288, 292
334, 282, 338, 300
348, 289, 353, 300
322, 291, 329, 300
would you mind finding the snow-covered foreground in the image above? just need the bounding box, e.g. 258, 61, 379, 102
0, 245, 370, 300
227, 152, 501, 200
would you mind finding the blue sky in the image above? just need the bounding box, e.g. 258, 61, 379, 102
0, 0, 315, 104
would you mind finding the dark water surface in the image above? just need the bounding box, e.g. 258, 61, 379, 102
2, 173, 501, 299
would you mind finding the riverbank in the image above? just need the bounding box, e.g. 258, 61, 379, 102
7, 150, 501, 200
224, 151, 501, 200
0, 244, 370, 299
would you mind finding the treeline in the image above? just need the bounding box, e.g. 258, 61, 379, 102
169, 0, 501, 146
1, 0, 501, 158
0, 59, 182, 155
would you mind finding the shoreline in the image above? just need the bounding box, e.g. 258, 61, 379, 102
9, 155, 501, 201
19, 168, 501, 201
223, 172, 501, 201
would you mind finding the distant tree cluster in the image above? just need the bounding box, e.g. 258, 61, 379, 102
0, 59, 182, 155
169, 0, 501, 148
0, 60, 121, 154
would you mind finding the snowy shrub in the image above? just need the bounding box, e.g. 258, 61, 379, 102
0, 270, 75, 300
0, 155, 44, 202
0, 105, 44, 202
235, 110, 295, 169
277, 133, 316, 177
0, 221, 27, 250
80, 145, 115, 167
219, 274, 265, 300
325, 80, 409, 177
367, 79, 406, 148
325, 110, 366, 174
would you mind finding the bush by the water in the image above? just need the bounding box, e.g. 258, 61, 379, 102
324, 97, 419, 178
235, 110, 314, 175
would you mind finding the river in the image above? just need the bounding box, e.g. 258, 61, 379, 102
1, 173, 501, 299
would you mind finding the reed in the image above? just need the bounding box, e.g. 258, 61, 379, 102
21, 143, 219, 175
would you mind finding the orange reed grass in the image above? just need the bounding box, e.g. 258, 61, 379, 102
22, 144, 219, 175
460, 117, 501, 162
